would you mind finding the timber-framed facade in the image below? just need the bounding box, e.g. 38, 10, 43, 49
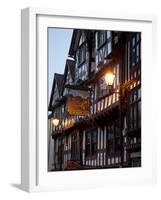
48, 29, 141, 171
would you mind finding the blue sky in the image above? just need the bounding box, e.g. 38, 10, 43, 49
48, 28, 73, 100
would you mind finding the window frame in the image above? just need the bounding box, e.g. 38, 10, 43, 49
97, 31, 107, 49
127, 85, 141, 131
85, 129, 97, 158
106, 120, 121, 156
77, 41, 86, 66
71, 132, 79, 160
130, 33, 141, 68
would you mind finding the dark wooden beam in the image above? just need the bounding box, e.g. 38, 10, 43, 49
65, 84, 92, 91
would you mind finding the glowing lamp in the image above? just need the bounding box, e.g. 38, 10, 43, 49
105, 72, 115, 86
52, 117, 60, 127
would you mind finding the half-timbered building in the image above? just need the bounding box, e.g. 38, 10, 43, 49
48, 29, 141, 171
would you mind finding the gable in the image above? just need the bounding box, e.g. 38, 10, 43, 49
52, 83, 59, 106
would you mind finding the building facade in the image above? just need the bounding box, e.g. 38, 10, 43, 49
48, 29, 141, 171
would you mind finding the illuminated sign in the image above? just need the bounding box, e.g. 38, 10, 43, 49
66, 96, 90, 116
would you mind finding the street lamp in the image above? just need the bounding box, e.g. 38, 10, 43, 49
105, 71, 115, 94
105, 71, 115, 88
52, 117, 60, 127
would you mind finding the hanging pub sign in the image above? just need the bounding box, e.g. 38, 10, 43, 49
66, 95, 90, 116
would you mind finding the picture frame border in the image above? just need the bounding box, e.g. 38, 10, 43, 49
21, 7, 157, 192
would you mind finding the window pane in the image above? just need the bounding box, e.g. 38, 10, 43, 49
108, 125, 114, 139
138, 88, 141, 99
133, 90, 137, 101
97, 31, 107, 47
107, 31, 111, 39
129, 107, 133, 129
78, 44, 86, 65
108, 42, 112, 54
132, 48, 136, 66
130, 33, 141, 68
138, 101, 141, 127
136, 44, 140, 63
132, 37, 135, 47
134, 105, 137, 128
86, 132, 91, 157
130, 91, 133, 104
136, 33, 140, 42
108, 141, 114, 154
115, 121, 120, 137
91, 131, 97, 155
115, 138, 121, 153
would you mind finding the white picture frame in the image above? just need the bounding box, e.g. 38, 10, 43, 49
21, 7, 157, 192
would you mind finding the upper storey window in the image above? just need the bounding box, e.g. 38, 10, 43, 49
77, 33, 86, 65
75, 32, 88, 81
130, 33, 141, 67
77, 43, 86, 66
96, 30, 112, 50
95, 31, 112, 70
125, 33, 141, 82
97, 31, 107, 48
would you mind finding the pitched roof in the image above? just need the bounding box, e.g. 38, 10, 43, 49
55, 73, 64, 95
60, 59, 75, 96
48, 73, 64, 111
68, 29, 81, 57
66, 59, 75, 81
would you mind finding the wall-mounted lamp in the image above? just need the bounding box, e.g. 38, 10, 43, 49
52, 117, 60, 127
105, 71, 115, 87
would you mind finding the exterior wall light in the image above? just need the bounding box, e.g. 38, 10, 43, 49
52, 117, 60, 127
105, 71, 115, 86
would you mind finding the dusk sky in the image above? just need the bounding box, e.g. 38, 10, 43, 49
48, 28, 73, 101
